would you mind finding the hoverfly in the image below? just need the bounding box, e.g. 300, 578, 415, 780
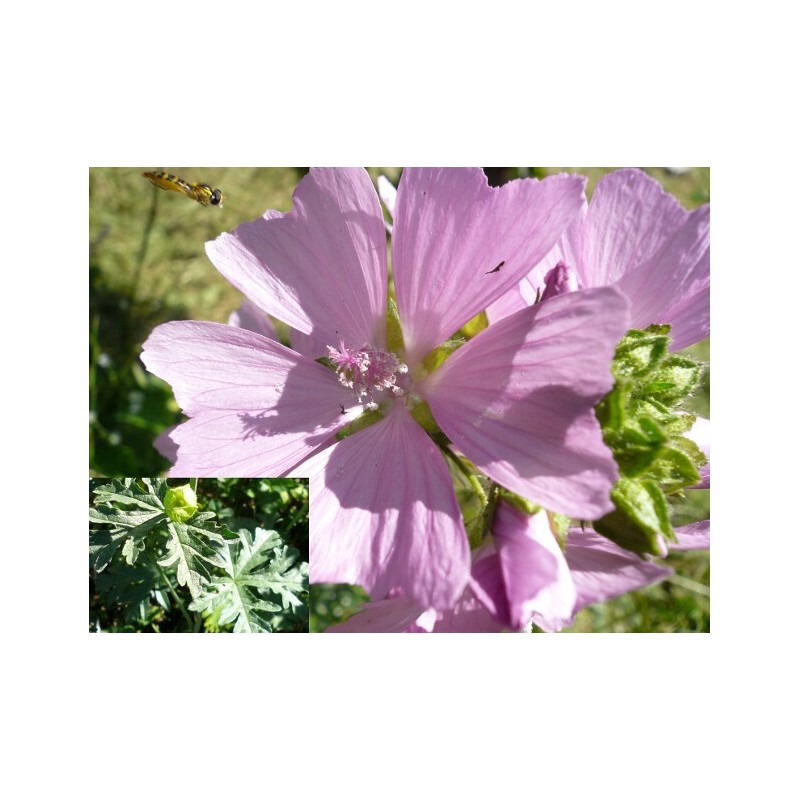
142, 170, 224, 207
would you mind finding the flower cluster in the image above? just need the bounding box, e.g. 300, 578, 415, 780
142, 167, 709, 632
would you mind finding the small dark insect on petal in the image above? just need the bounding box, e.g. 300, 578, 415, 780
486, 260, 505, 274
340, 404, 346, 415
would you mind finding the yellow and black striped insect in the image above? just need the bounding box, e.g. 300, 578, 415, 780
142, 170, 224, 207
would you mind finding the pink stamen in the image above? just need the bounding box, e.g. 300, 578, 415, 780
327, 341, 408, 409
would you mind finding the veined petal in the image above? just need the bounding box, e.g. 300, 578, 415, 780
141, 321, 354, 476
153, 426, 179, 463
564, 527, 673, 620
428, 556, 508, 632
229, 298, 330, 360
671, 520, 710, 551
206, 168, 387, 348
486, 201, 588, 324
493, 504, 576, 631
616, 203, 710, 349
393, 168, 586, 365
308, 404, 470, 609
421, 287, 629, 518
579, 169, 691, 287
326, 596, 426, 633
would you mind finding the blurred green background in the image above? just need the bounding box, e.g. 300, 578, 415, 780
88, 166, 710, 632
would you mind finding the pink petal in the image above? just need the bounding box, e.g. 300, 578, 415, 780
327, 552, 510, 633
153, 426, 179, 463
393, 168, 586, 365
564, 527, 673, 620
141, 321, 353, 476
326, 596, 425, 633
228, 298, 278, 340
289, 328, 332, 361
486, 202, 588, 324
228, 298, 331, 361
428, 558, 508, 632
421, 286, 629, 519
671, 520, 710, 551
616, 204, 709, 349
578, 169, 691, 287
206, 168, 387, 348
493, 504, 576, 631
307, 404, 470, 609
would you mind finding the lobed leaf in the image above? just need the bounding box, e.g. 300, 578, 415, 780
189, 526, 308, 633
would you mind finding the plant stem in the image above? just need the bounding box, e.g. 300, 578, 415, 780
131, 184, 159, 306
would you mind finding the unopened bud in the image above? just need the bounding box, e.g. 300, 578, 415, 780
164, 484, 198, 523
540, 262, 579, 302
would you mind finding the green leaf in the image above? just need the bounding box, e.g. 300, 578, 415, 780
93, 477, 165, 511
93, 561, 163, 623
594, 478, 674, 557
189, 527, 308, 633
89, 479, 168, 571
158, 517, 232, 599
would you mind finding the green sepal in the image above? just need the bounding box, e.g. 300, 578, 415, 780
449, 458, 490, 550
547, 511, 571, 551
460, 310, 489, 339
671, 434, 707, 468
642, 356, 701, 405
595, 382, 628, 431
163, 484, 199, 523
605, 414, 667, 477
594, 477, 675, 557
496, 487, 541, 516
612, 327, 671, 379
335, 409, 383, 440
647, 445, 701, 494
654, 406, 696, 436
409, 399, 441, 435
386, 297, 406, 354
420, 337, 465, 374
315, 356, 335, 370
457, 484, 487, 550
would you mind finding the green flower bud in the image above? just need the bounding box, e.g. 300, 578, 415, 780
164, 484, 198, 523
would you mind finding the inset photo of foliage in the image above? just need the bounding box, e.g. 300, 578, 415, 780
89, 478, 308, 633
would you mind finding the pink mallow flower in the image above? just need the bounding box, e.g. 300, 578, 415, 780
328, 505, 706, 633
488, 168, 710, 351
142, 168, 630, 610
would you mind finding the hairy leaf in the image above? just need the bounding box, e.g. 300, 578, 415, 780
158, 515, 235, 599
89, 479, 168, 571
190, 527, 308, 633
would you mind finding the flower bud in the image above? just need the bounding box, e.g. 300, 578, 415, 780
540, 262, 579, 302
164, 484, 199, 523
